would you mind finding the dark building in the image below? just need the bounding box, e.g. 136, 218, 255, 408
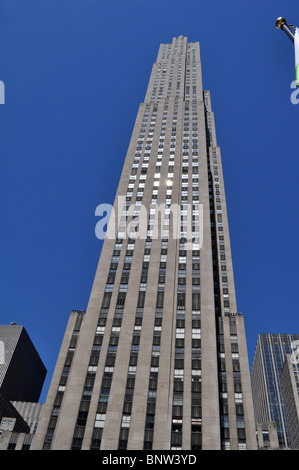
0, 390, 30, 434
0, 324, 46, 402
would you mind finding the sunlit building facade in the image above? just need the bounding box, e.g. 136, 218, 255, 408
32, 36, 256, 451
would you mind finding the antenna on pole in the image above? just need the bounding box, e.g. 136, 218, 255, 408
276, 17, 295, 43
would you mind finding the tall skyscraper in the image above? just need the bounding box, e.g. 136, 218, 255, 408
32, 36, 256, 451
251, 333, 299, 449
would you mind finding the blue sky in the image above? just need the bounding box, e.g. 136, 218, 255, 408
0, 0, 298, 402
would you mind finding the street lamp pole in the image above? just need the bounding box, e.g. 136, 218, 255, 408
276, 17, 295, 43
